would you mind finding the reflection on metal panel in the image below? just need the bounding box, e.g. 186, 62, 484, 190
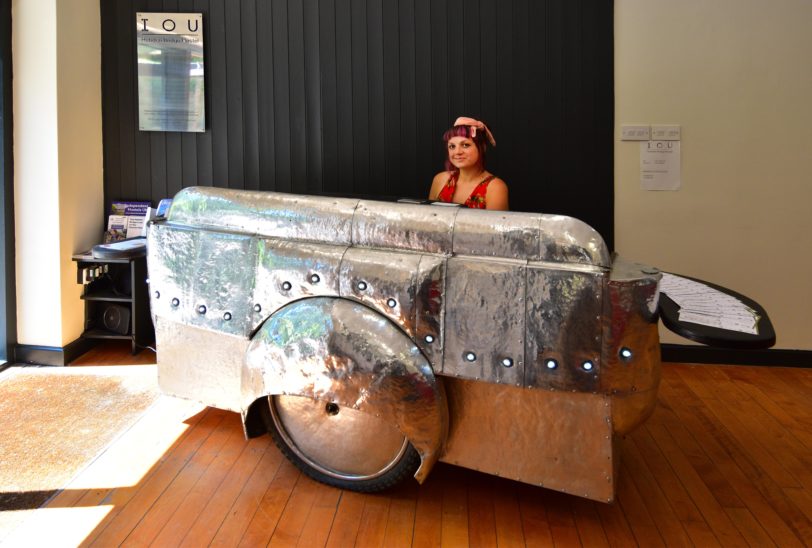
156, 319, 247, 412
137, 13, 205, 132
525, 265, 603, 392
147, 224, 201, 323
442, 257, 526, 386
242, 298, 448, 482
165, 188, 610, 267
252, 239, 345, 331
352, 201, 457, 254
167, 187, 358, 243
601, 258, 662, 434
339, 248, 421, 336
538, 215, 612, 267
414, 255, 447, 371
440, 378, 615, 503
452, 209, 542, 260
252, 192, 357, 244
186, 232, 256, 336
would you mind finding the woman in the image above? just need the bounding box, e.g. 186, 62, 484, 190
428, 117, 509, 210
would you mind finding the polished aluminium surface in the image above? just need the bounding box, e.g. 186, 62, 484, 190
168, 186, 359, 243
270, 395, 410, 480
242, 297, 447, 482
149, 186, 661, 499
440, 377, 615, 503
165, 187, 610, 266
442, 257, 526, 385
525, 263, 605, 391
155, 319, 247, 413
601, 257, 662, 435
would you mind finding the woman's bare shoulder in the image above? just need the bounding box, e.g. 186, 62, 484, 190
485, 177, 509, 210
428, 171, 453, 199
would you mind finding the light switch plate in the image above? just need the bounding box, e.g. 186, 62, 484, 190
651, 124, 681, 140
621, 125, 650, 141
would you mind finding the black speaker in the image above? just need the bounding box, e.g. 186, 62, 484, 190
102, 304, 130, 335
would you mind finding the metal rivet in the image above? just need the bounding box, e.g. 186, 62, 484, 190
465, 352, 477, 362
387, 298, 397, 308
171, 298, 180, 307
254, 304, 262, 313
310, 273, 320, 284
620, 347, 633, 360
357, 281, 368, 291
545, 359, 558, 370
223, 312, 232, 321
197, 305, 207, 315
424, 334, 435, 344
501, 357, 514, 368
281, 281, 292, 291
154, 291, 160, 299
582, 360, 594, 371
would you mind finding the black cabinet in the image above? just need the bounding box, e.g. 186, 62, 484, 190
73, 252, 154, 354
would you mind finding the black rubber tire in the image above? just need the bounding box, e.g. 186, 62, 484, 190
261, 395, 420, 493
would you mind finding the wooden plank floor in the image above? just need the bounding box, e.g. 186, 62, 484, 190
8, 342, 812, 546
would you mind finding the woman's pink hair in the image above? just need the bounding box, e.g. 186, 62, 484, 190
443, 125, 488, 173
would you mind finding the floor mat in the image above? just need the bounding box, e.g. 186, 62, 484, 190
0, 366, 159, 512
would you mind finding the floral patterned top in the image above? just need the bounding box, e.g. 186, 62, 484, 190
436, 173, 496, 209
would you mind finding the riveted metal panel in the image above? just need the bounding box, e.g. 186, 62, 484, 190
442, 257, 525, 385
186, 231, 257, 336
339, 247, 421, 337
147, 224, 201, 322
414, 255, 446, 370
602, 257, 662, 433
352, 200, 457, 254
525, 264, 604, 392
452, 209, 542, 260
252, 239, 345, 331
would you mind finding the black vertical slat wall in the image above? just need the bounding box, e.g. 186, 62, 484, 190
101, 0, 614, 247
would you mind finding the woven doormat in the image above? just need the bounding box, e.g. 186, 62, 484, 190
0, 366, 159, 512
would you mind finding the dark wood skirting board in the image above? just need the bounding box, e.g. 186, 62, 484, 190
661, 344, 812, 368
12, 339, 96, 367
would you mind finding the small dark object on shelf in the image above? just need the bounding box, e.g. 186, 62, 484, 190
92, 237, 146, 260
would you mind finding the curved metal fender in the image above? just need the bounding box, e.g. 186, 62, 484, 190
241, 297, 449, 483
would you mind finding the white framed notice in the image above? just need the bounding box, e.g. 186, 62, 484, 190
137, 13, 205, 132
640, 140, 680, 190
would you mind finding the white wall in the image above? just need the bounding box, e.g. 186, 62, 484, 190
13, 0, 103, 348
615, 0, 812, 350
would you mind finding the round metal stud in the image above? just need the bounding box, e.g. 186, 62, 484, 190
386, 298, 397, 308
171, 297, 180, 307
309, 273, 320, 284
619, 347, 633, 360
254, 303, 262, 313
154, 291, 160, 299
501, 357, 514, 368
464, 352, 477, 362
197, 304, 207, 315
582, 360, 594, 371
357, 281, 368, 291
223, 312, 232, 321
281, 281, 292, 291
424, 334, 435, 344
325, 402, 339, 416
545, 359, 558, 370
